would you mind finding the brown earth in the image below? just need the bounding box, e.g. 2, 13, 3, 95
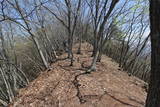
9, 43, 147, 107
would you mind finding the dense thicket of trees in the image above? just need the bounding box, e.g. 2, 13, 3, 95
0, 0, 153, 106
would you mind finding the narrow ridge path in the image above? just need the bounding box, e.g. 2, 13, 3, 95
9, 43, 147, 107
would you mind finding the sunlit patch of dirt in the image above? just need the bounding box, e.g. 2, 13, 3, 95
9, 43, 147, 107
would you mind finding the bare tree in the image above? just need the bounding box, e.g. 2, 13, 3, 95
88, 0, 120, 71
43, 0, 82, 66
34, 2, 57, 62
0, 0, 49, 69
0, 24, 29, 106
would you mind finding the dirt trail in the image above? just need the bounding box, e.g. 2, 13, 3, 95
9, 43, 147, 107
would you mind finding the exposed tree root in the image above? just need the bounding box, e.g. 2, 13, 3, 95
72, 72, 89, 104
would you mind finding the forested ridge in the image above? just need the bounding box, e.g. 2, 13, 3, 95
0, 0, 159, 107
9, 43, 147, 107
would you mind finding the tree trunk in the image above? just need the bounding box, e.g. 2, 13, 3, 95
32, 34, 49, 69
43, 29, 57, 59
77, 34, 82, 54
67, 35, 74, 66
89, 51, 99, 71
0, 67, 14, 102
145, 0, 160, 107
97, 37, 103, 62
91, 33, 98, 57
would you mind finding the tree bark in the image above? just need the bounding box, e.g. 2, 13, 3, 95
145, 0, 160, 107
97, 37, 103, 62
32, 35, 49, 69
77, 34, 82, 54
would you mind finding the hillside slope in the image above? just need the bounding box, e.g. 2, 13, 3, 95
9, 43, 147, 107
